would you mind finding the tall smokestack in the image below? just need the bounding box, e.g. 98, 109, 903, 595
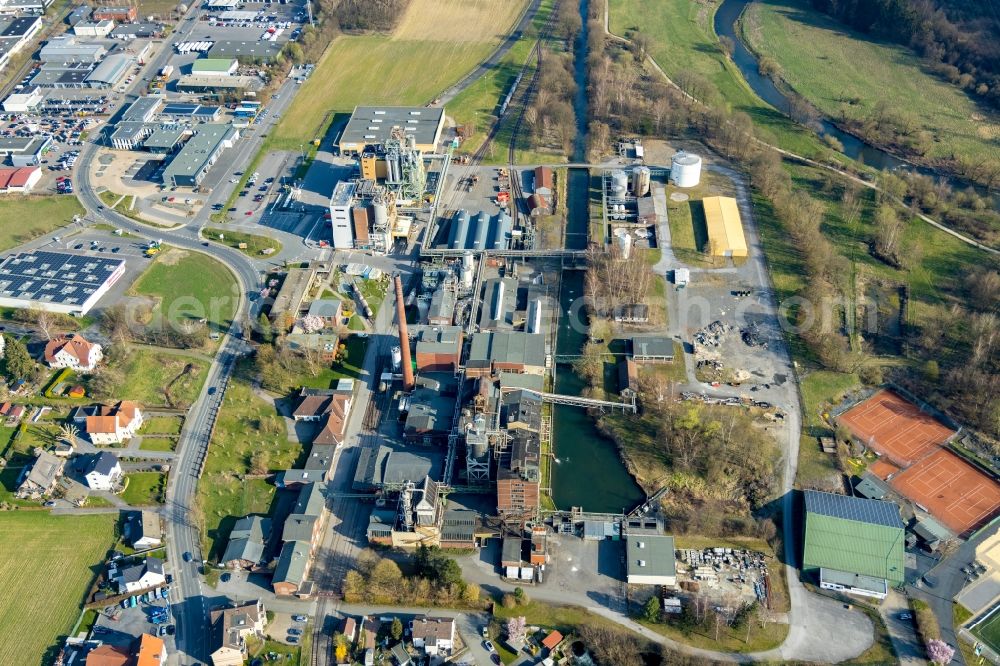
394, 275, 415, 391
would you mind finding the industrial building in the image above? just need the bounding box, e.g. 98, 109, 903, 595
0, 251, 126, 315
85, 52, 134, 88
39, 35, 107, 63
802, 490, 905, 599
0, 165, 40, 193
0, 0, 51, 15
415, 326, 463, 373
73, 19, 115, 37
177, 74, 259, 97
0, 135, 50, 166
191, 57, 238, 76
110, 22, 161, 39
329, 180, 356, 249
702, 196, 748, 258
92, 6, 137, 22
624, 519, 677, 586
0, 16, 41, 72
354, 444, 445, 491
2, 87, 42, 112
440, 209, 512, 251
631, 335, 675, 363
338, 106, 445, 156
207, 40, 281, 62
161, 123, 238, 188
404, 373, 458, 445
466, 332, 546, 378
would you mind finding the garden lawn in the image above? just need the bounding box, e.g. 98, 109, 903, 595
198, 375, 301, 559
744, 0, 999, 165
0, 195, 84, 253
114, 348, 209, 408
122, 472, 166, 505
141, 416, 184, 436
299, 335, 368, 389
609, 0, 827, 158
0, 512, 117, 666
130, 249, 238, 336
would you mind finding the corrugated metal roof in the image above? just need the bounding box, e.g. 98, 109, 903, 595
804, 490, 902, 528
703, 196, 747, 257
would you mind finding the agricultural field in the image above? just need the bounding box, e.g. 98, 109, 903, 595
609, 0, 826, 158
0, 195, 84, 253
129, 249, 238, 336
0, 512, 117, 666
271, 0, 531, 147
743, 0, 1000, 165
198, 375, 301, 559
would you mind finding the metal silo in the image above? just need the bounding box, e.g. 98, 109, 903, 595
633, 166, 651, 196
611, 169, 628, 196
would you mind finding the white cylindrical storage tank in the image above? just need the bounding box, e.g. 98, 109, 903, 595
373, 202, 388, 228
462, 264, 474, 289
671, 152, 702, 188
611, 169, 628, 196
391, 345, 402, 372
616, 230, 632, 259
633, 166, 651, 196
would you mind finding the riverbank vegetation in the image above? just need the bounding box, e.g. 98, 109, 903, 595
743, 0, 1000, 194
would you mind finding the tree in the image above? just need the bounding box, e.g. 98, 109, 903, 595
719, 35, 734, 58
513, 587, 529, 605
642, 595, 661, 622
505, 616, 527, 644
342, 570, 364, 602
461, 582, 480, 604
390, 617, 403, 641
258, 312, 273, 343
333, 633, 349, 663
282, 41, 304, 64
926, 639, 954, 665
299, 314, 324, 333
3, 335, 32, 380
249, 450, 270, 475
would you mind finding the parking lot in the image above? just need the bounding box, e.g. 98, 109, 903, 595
92, 589, 176, 651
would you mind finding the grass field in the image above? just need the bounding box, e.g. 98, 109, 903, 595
203, 227, 282, 257
121, 472, 166, 505
0, 513, 117, 666
113, 348, 209, 408
198, 374, 301, 559
972, 608, 1000, 656
130, 249, 238, 336
139, 437, 177, 452
609, 0, 827, 158
141, 416, 184, 436
298, 335, 368, 389
743, 0, 999, 165
0, 195, 84, 253
271, 0, 530, 147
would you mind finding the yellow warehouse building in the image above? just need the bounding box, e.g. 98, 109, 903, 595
702, 196, 748, 258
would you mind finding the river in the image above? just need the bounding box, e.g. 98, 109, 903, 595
714, 0, 909, 171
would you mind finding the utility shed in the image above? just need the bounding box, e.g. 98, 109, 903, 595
702, 196, 747, 258
802, 490, 905, 593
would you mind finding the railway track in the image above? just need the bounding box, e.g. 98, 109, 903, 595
470, 40, 542, 166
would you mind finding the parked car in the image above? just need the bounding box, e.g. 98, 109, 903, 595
182, 552, 192, 562
898, 612, 913, 621
483, 641, 495, 652
292, 615, 307, 623
288, 628, 302, 636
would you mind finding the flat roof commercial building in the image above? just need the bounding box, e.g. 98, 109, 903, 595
207, 40, 280, 62
39, 35, 106, 63
466, 332, 546, 378
624, 519, 676, 586
0, 250, 126, 315
338, 106, 446, 155
802, 490, 904, 599
2, 88, 42, 112
85, 53, 133, 88
191, 57, 237, 76
0, 135, 50, 166
702, 196, 747, 258
162, 123, 238, 188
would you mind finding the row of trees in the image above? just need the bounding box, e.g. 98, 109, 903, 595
341, 548, 483, 608
334, 0, 410, 32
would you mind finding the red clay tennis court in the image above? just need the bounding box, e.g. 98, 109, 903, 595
838, 390, 956, 467
890, 448, 1000, 535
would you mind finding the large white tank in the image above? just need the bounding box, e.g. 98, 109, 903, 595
671, 152, 702, 188
373, 202, 388, 228
616, 229, 633, 259
633, 166, 651, 196
610, 169, 628, 196
391, 345, 402, 372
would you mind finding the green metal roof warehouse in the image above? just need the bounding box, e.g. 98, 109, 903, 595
802, 490, 905, 586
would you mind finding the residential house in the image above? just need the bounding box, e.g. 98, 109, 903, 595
617, 358, 638, 399
135, 633, 167, 666
85, 645, 130, 666
115, 556, 165, 594
359, 615, 380, 651
221, 515, 270, 569
340, 616, 358, 645
5, 403, 25, 425
131, 510, 162, 548
209, 600, 267, 666
541, 630, 564, 653
272, 540, 311, 596
292, 384, 352, 447
85, 400, 143, 445
306, 298, 343, 328
44, 334, 103, 372
390, 643, 411, 666
16, 449, 64, 499
83, 450, 122, 490
410, 616, 455, 656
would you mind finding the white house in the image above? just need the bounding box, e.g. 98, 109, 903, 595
83, 450, 122, 490
131, 510, 163, 549
210, 600, 267, 666
410, 616, 455, 657
44, 334, 103, 372
85, 401, 143, 445
116, 556, 165, 594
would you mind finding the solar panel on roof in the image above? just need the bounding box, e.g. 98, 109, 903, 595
803, 490, 901, 528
